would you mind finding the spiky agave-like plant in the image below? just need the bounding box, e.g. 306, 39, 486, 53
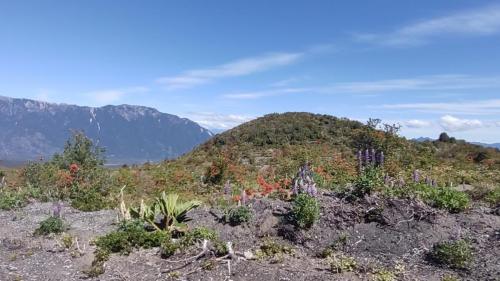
130, 192, 201, 232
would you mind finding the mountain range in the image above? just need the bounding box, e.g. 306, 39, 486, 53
412, 137, 500, 149
0, 96, 213, 164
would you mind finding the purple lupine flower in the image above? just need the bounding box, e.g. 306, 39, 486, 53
412, 170, 420, 183
224, 180, 232, 195
241, 189, 248, 205
364, 149, 370, 166
431, 180, 437, 187
371, 148, 376, 165
52, 202, 62, 218
292, 163, 317, 196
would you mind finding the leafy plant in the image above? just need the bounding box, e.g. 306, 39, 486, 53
225, 205, 252, 225
95, 220, 168, 256
130, 192, 201, 232
255, 239, 294, 262
0, 190, 26, 210
353, 166, 383, 197
374, 269, 396, 281
35, 216, 65, 235
430, 187, 470, 213
328, 253, 357, 273
429, 240, 472, 269
70, 187, 109, 212
292, 193, 320, 229
485, 186, 500, 206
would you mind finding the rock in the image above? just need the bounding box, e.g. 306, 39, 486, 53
257, 213, 279, 237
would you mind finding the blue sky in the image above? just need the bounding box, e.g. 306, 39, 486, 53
1, 1, 500, 142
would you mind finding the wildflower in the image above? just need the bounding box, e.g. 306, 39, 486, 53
412, 170, 420, 183
52, 201, 62, 218
69, 163, 79, 174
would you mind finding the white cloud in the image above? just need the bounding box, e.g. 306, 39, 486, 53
224, 87, 312, 99
85, 86, 149, 104
332, 75, 500, 93
381, 99, 500, 115
185, 112, 254, 129
355, 5, 500, 46
439, 115, 483, 131
223, 74, 500, 99
157, 52, 303, 90
404, 119, 432, 128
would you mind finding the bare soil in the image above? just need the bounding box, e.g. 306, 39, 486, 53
1, 192, 499, 281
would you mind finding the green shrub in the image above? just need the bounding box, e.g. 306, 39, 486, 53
95, 220, 168, 255
430, 187, 470, 213
429, 240, 472, 269
441, 275, 460, 281
160, 227, 227, 258
328, 253, 357, 273
255, 239, 294, 262
0, 190, 26, 210
225, 205, 252, 225
52, 131, 105, 170
374, 269, 396, 281
35, 216, 65, 235
384, 184, 470, 213
353, 166, 383, 197
485, 186, 500, 206
292, 193, 320, 229
70, 187, 109, 212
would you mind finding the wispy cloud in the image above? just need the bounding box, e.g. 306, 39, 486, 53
224, 74, 500, 99
355, 5, 500, 46
157, 52, 303, 90
224, 87, 312, 99
331, 75, 500, 93
381, 99, 500, 115
185, 112, 254, 129
85, 86, 149, 104
404, 119, 432, 129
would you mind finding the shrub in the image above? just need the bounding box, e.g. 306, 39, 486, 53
225, 205, 252, 225
353, 166, 383, 197
292, 193, 320, 229
35, 216, 65, 235
429, 188, 470, 213
485, 186, 500, 206
52, 131, 105, 170
441, 275, 460, 281
160, 227, 227, 258
374, 269, 396, 281
328, 253, 357, 273
0, 190, 26, 210
70, 187, 109, 212
94, 220, 168, 255
429, 240, 472, 269
255, 239, 294, 262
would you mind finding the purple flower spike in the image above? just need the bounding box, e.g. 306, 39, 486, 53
371, 148, 376, 165
412, 170, 420, 183
52, 202, 62, 218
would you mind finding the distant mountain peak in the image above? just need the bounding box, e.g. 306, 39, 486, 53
0, 96, 213, 164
